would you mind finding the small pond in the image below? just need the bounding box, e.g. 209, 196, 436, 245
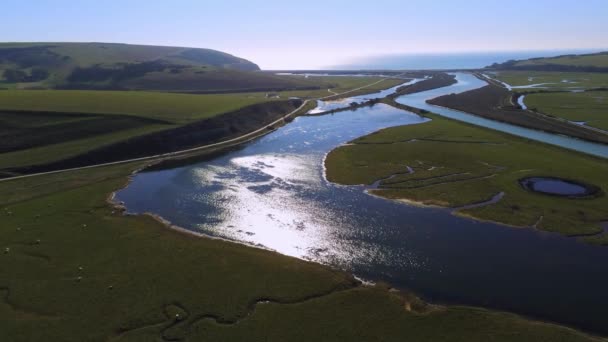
520, 177, 601, 198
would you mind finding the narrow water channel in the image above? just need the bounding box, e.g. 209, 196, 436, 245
308, 78, 421, 114
517, 94, 527, 109
397, 73, 608, 158
116, 75, 608, 335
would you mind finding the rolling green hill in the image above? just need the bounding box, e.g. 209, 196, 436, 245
487, 51, 608, 72
0, 43, 317, 91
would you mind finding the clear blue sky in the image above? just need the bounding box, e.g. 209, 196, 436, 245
1, 0, 607, 69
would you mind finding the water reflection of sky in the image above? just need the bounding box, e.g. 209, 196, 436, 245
120, 104, 428, 268
308, 78, 421, 114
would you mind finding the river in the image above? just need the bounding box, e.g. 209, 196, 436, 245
397, 73, 608, 158
116, 73, 608, 334
309, 78, 422, 114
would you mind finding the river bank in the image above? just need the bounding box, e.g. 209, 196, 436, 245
396, 73, 608, 158
427, 83, 608, 145
2, 111, 602, 341
116, 74, 608, 336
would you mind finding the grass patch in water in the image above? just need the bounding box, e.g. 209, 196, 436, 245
325, 113, 608, 238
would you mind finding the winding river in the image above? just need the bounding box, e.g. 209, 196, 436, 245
116, 73, 608, 334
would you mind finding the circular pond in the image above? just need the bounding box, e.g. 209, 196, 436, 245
519, 177, 602, 198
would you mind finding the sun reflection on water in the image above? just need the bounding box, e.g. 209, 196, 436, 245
189, 153, 347, 260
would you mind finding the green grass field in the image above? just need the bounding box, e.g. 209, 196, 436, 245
516, 53, 608, 68
0, 91, 272, 170
0, 161, 602, 341
0, 75, 400, 172
525, 91, 608, 131
491, 71, 608, 90
481, 71, 608, 132
0, 124, 169, 171
276, 76, 404, 99
428, 82, 608, 144
488, 52, 608, 72
325, 113, 608, 242
317, 78, 406, 100
120, 69, 344, 92
0, 90, 274, 124
0, 76, 398, 123
0, 111, 171, 153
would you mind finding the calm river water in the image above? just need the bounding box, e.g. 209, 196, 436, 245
116, 74, 608, 334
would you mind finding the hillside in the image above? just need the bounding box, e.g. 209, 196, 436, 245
487, 51, 608, 72
0, 43, 315, 91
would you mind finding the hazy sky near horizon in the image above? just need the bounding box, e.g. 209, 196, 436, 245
2, 0, 607, 69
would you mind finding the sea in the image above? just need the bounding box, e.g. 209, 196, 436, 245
329, 49, 606, 70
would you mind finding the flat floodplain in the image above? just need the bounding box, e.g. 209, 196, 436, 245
0, 91, 267, 170
427, 83, 608, 144
488, 70, 608, 132
525, 91, 608, 131
326, 114, 608, 242
116, 97, 608, 336
491, 71, 608, 90
2, 42, 608, 340
0, 153, 601, 341
0, 75, 399, 172
0, 90, 273, 123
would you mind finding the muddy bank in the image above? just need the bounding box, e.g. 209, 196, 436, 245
5, 99, 302, 176
307, 99, 383, 116
389, 73, 457, 97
